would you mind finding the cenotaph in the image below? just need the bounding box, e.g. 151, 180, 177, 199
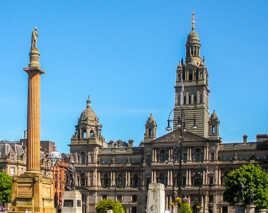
146, 183, 165, 213
9, 28, 56, 213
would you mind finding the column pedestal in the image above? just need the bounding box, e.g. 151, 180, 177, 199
9, 172, 56, 213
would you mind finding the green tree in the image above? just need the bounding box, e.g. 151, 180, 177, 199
95, 199, 125, 213
223, 164, 268, 209
180, 202, 192, 213
0, 172, 13, 206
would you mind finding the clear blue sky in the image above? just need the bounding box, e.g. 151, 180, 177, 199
1, 0, 268, 153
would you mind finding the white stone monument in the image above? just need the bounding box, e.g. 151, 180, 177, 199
146, 183, 165, 213
62, 190, 82, 213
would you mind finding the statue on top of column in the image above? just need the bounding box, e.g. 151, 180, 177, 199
31, 27, 38, 51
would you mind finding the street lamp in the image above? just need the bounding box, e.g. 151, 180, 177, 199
166, 109, 197, 211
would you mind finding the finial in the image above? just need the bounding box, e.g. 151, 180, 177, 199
192, 11, 195, 31
86, 96, 91, 108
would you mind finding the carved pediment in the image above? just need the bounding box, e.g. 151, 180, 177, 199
151, 128, 209, 144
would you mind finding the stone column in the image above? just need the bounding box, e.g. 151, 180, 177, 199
24, 49, 45, 173
188, 170, 192, 186
189, 147, 192, 161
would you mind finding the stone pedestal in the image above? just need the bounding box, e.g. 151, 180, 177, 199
9, 172, 55, 213
61, 191, 82, 213
146, 183, 165, 213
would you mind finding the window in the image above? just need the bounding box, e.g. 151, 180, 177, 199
64, 200, 73, 207
117, 195, 122, 202
131, 174, 139, 188
159, 150, 168, 162
210, 152, 215, 161
222, 206, 228, 213
132, 195, 137, 202
102, 195, 107, 200
101, 173, 111, 188
192, 171, 202, 186
77, 200, 81, 207
9, 167, 15, 176
192, 149, 204, 162
82, 130, 86, 139
81, 152, 87, 164
209, 176, 214, 185
189, 72, 193, 81
209, 195, 214, 203
189, 95, 192, 104
194, 94, 197, 104
148, 128, 152, 137
90, 130, 94, 137
116, 174, 125, 188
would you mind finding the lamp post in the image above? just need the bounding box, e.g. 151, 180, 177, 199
166, 109, 197, 212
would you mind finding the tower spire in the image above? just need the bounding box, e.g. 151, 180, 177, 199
192, 11, 195, 31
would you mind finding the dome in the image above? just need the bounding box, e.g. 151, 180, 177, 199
79, 97, 98, 122
187, 30, 200, 42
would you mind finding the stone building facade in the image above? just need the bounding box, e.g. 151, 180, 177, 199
69, 17, 268, 213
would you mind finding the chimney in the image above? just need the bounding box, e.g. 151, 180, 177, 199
243, 134, 248, 144
256, 134, 268, 142
128, 139, 134, 147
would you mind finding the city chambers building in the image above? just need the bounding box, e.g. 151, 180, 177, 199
69, 16, 268, 213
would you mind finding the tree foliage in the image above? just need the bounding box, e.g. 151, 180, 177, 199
95, 199, 125, 213
0, 172, 13, 206
180, 202, 192, 213
223, 164, 268, 209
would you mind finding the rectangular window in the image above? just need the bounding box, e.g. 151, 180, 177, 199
209, 195, 214, 203
117, 195, 122, 202
102, 195, 107, 200
63, 200, 73, 207
77, 200, 81, 207
132, 195, 137, 202
210, 152, 215, 161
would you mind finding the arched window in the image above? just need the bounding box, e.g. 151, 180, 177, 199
131, 174, 139, 188
116, 173, 125, 188
82, 130, 86, 139
90, 130, 94, 137
148, 128, 152, 137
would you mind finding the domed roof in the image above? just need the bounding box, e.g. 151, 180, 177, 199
79, 97, 98, 122
187, 30, 200, 42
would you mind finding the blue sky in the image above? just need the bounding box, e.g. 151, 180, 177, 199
0, 1, 267, 153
